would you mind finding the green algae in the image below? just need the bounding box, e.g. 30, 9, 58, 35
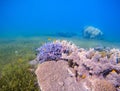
0, 37, 41, 91
0, 60, 39, 91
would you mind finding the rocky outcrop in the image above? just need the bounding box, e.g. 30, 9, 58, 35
35, 61, 88, 91
35, 60, 117, 91
83, 26, 103, 39
35, 40, 120, 91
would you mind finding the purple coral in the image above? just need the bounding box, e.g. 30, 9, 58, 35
36, 42, 63, 63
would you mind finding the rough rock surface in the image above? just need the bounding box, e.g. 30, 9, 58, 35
35, 60, 117, 91
35, 61, 88, 91
92, 79, 116, 91
35, 40, 120, 91
83, 26, 103, 39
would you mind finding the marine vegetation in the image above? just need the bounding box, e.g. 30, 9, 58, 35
0, 38, 41, 91
0, 60, 39, 91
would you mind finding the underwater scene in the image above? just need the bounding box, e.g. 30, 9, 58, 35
0, 0, 120, 91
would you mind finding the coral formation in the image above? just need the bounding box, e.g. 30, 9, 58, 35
83, 26, 103, 39
35, 40, 120, 91
92, 79, 116, 91
36, 42, 63, 63
36, 40, 78, 63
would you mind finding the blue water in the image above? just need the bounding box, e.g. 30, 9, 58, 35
0, 0, 120, 41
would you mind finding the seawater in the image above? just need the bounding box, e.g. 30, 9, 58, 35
0, 0, 120, 41
0, 0, 120, 64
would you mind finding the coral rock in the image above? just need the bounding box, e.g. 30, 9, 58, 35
83, 26, 103, 39
35, 61, 88, 91
35, 40, 120, 91
92, 79, 116, 91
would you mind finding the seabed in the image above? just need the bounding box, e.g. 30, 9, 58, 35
0, 35, 120, 90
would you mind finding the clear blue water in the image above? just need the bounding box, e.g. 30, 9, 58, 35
0, 0, 120, 41
0, 1, 120, 90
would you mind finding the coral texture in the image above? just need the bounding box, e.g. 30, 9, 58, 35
92, 79, 116, 91
83, 26, 103, 39
35, 40, 120, 91
36, 40, 78, 63
36, 42, 62, 63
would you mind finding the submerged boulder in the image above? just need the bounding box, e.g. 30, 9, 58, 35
35, 61, 89, 91
35, 60, 117, 91
83, 26, 103, 39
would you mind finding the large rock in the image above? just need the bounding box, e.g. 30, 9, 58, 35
35, 61, 89, 91
35, 60, 117, 91
83, 26, 103, 39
